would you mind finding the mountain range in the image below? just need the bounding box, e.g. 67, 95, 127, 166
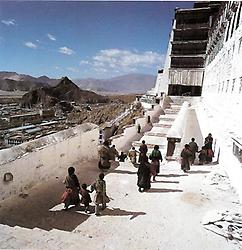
0, 71, 156, 94
21, 77, 108, 108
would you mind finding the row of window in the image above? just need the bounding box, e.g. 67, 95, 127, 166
218, 77, 242, 93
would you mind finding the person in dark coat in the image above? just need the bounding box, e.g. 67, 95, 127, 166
204, 133, 214, 163
198, 146, 207, 165
62, 167, 80, 210
149, 145, 163, 181
180, 144, 192, 173
137, 155, 151, 192
189, 138, 198, 165
139, 140, 148, 163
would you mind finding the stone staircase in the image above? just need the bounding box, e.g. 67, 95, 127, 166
132, 99, 183, 156
0, 223, 95, 249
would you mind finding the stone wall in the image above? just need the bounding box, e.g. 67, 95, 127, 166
0, 123, 99, 200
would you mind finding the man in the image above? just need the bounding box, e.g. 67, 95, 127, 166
189, 138, 198, 165
139, 140, 148, 163
98, 141, 111, 170
128, 147, 138, 164
180, 144, 192, 173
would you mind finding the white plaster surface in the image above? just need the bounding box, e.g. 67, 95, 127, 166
0, 123, 99, 200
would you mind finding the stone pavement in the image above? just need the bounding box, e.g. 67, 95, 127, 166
0, 159, 241, 249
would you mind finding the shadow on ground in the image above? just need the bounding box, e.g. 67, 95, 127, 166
153, 180, 179, 184
102, 207, 146, 220
111, 169, 137, 175
147, 188, 183, 193
188, 170, 210, 174
158, 174, 188, 178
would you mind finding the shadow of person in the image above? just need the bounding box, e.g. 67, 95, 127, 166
102, 207, 146, 220
111, 169, 137, 175
147, 188, 183, 193
158, 174, 188, 178
188, 170, 210, 174
153, 180, 179, 184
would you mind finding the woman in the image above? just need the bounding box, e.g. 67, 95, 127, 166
149, 145, 163, 181
137, 155, 151, 192
62, 167, 80, 210
180, 144, 192, 173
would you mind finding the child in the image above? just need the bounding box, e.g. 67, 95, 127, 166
80, 183, 92, 213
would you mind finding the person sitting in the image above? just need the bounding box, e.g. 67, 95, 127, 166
118, 152, 127, 162
80, 183, 92, 213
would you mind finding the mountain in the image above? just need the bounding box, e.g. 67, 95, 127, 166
21, 77, 108, 108
0, 71, 59, 91
74, 73, 156, 94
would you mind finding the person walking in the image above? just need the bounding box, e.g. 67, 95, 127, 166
80, 183, 92, 214
149, 145, 163, 181
180, 144, 192, 173
128, 147, 138, 164
62, 167, 81, 210
137, 155, 151, 192
139, 140, 148, 163
92, 173, 109, 216
189, 138, 198, 165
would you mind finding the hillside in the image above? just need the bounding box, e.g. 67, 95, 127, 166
21, 77, 108, 108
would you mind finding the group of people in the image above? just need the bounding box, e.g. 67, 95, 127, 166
61, 167, 109, 216
97, 141, 127, 170
180, 133, 214, 172
136, 140, 163, 192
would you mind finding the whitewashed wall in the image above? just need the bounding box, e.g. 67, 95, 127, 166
0, 123, 99, 200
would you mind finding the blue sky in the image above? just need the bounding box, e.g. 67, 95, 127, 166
0, 1, 193, 79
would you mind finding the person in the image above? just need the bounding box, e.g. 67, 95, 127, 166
204, 133, 214, 163
118, 152, 127, 162
109, 145, 119, 161
137, 124, 141, 133
198, 146, 207, 165
80, 183, 92, 213
139, 140, 148, 163
204, 133, 213, 149
180, 144, 192, 173
137, 155, 151, 192
149, 145, 163, 181
91, 173, 109, 216
128, 147, 138, 164
189, 138, 198, 165
62, 167, 80, 210
98, 141, 112, 170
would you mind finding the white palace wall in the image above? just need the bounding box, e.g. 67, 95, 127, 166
0, 123, 99, 200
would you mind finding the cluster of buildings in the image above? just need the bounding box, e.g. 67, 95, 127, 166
0, 103, 69, 149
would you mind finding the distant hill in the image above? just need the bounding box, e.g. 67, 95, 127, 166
21, 77, 108, 108
0, 71, 59, 91
0, 71, 156, 94
74, 73, 156, 94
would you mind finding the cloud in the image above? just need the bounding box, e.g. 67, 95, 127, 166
1, 19, 16, 26
67, 67, 79, 73
24, 41, 37, 49
92, 49, 165, 73
79, 60, 89, 65
47, 33, 56, 41
59, 46, 74, 55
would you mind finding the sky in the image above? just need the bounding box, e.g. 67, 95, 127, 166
0, 1, 193, 79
